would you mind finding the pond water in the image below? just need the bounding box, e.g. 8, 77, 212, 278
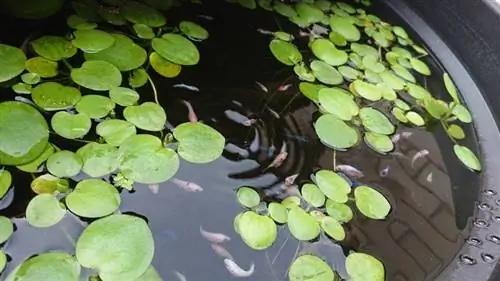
0, 1, 481, 281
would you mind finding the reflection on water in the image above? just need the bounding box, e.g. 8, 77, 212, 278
0, 1, 478, 281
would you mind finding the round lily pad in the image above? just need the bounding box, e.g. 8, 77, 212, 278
237, 211, 277, 250
0, 44, 26, 82
325, 199, 352, 223
67, 14, 97, 30
72, 29, 115, 53
76, 214, 155, 281
296, 2, 324, 24
287, 206, 321, 241
394, 98, 411, 111
0, 216, 13, 244
51, 111, 91, 139
71, 60, 122, 91
31, 36, 76, 61
133, 24, 155, 39
406, 111, 425, 126
364, 132, 394, 154
379, 71, 406, 91
4, 252, 80, 281
173, 122, 225, 163
294, 63, 315, 82
66, 179, 120, 218
26, 194, 66, 228
359, 107, 395, 135
351, 80, 382, 101
32, 82, 81, 111
0, 250, 6, 273
310, 38, 348, 66
315, 114, 359, 149
121, 1, 166, 27
377, 83, 397, 101
351, 43, 378, 58
391, 64, 415, 83
268, 202, 287, 224
84, 34, 147, 71
21, 73, 40, 85
237, 187, 260, 208
364, 69, 382, 84
149, 52, 182, 78
77, 142, 120, 177
0, 101, 49, 165
354, 185, 391, 220
321, 216, 345, 241
338, 65, 361, 80
273, 2, 296, 17
269, 39, 302, 66
282, 196, 301, 209
124, 102, 166, 132
179, 21, 209, 40
109, 87, 139, 106
152, 33, 200, 66
410, 58, 430, 75
96, 119, 136, 146
274, 31, 294, 41
315, 170, 351, 203
76, 95, 115, 119
30, 173, 69, 194
447, 124, 465, 140
362, 55, 385, 73
453, 144, 481, 171
25, 56, 58, 78
406, 83, 430, 100
329, 15, 360, 41
452, 104, 472, 123
289, 254, 335, 281
129, 68, 148, 88
310, 60, 343, 85
12, 83, 31, 94
299, 82, 326, 102
346, 252, 385, 281
46, 150, 82, 178
301, 183, 325, 207
0, 170, 12, 198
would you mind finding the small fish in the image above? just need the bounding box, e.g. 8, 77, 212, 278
197, 14, 214, 20
223, 259, 255, 278
174, 271, 187, 281
277, 83, 292, 91
285, 173, 299, 186
401, 131, 413, 138
411, 149, 429, 168
148, 184, 159, 194
257, 28, 274, 35
264, 151, 288, 170
391, 133, 401, 143
266, 106, 280, 119
426, 172, 433, 183
173, 83, 200, 92
200, 226, 231, 243
255, 81, 268, 92
298, 30, 310, 37
379, 165, 390, 177
243, 119, 258, 126
211, 244, 234, 260
311, 24, 329, 35
181, 100, 198, 123
15, 96, 36, 106
171, 178, 203, 192
335, 164, 364, 179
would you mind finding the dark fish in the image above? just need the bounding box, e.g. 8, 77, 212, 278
379, 165, 390, 177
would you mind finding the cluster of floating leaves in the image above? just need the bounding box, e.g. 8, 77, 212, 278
0, 0, 224, 280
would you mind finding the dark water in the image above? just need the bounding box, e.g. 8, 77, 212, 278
0, 1, 481, 281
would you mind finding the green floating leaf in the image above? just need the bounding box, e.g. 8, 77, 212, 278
409, 58, 430, 75
351, 43, 378, 58
0, 170, 12, 198
21, 73, 40, 85
76, 95, 115, 118
329, 31, 347, 46
391, 64, 415, 83
26, 194, 66, 228
109, 87, 139, 106
31, 36, 76, 61
67, 14, 97, 29
72, 29, 115, 53
452, 104, 472, 123
294, 63, 315, 82
0, 44, 26, 82
346, 252, 385, 281
325, 199, 352, 223
443, 73, 460, 103
392, 26, 408, 39
310, 38, 348, 66
330, 15, 360, 41
315, 169, 351, 203
32, 82, 81, 111
124, 102, 166, 131
447, 124, 465, 140
12, 83, 31, 94
236, 211, 277, 250
97, 7, 126, 26
97, 119, 137, 146
77, 142, 120, 177
289, 254, 336, 281
30, 173, 69, 194
51, 111, 91, 139
133, 24, 155, 39
378, 71, 406, 91
152, 33, 200, 66
273, 2, 296, 18
364, 132, 394, 154
5, 252, 80, 281
453, 144, 481, 171
354, 185, 391, 220
122, 1, 166, 27
76, 214, 154, 281
149, 52, 182, 78
301, 183, 326, 207
338, 65, 361, 80
287, 206, 321, 241
377, 83, 397, 101
135, 266, 163, 281
364, 69, 382, 84
173, 122, 225, 164
315, 114, 359, 149
237, 186, 260, 208
362, 55, 385, 73
351, 80, 382, 101
66, 179, 120, 218
0, 101, 49, 165
269, 39, 302, 66
406, 111, 425, 126
0, 216, 13, 244
296, 2, 324, 24
406, 83, 430, 100
391, 107, 408, 123
274, 31, 293, 41
321, 216, 345, 241
282, 196, 301, 208
0, 250, 6, 273
118, 134, 179, 184
71, 60, 122, 91
299, 82, 326, 102
268, 202, 287, 224
85, 34, 147, 71
180, 21, 209, 40
46, 150, 82, 178
310, 60, 343, 85
359, 107, 395, 135
25, 56, 58, 78
129, 68, 148, 88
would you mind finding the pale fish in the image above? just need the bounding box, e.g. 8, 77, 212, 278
379, 165, 390, 177
266, 106, 280, 119
148, 184, 159, 194
391, 133, 401, 143
264, 151, 288, 171
255, 81, 268, 92
242, 118, 258, 126
181, 100, 198, 123
311, 24, 329, 35
197, 14, 214, 20
277, 83, 292, 91
411, 149, 429, 168
285, 173, 299, 186
173, 271, 187, 281
426, 172, 433, 183
171, 178, 203, 192
199, 226, 231, 243
335, 164, 364, 179
401, 131, 413, 138
211, 244, 234, 259
257, 28, 274, 35
173, 83, 200, 92
223, 259, 255, 278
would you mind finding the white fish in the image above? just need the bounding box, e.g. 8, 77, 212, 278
174, 271, 187, 281
223, 259, 255, 278
15, 96, 36, 106
335, 164, 364, 179
285, 173, 299, 186
255, 81, 268, 92
148, 184, 159, 194
173, 83, 200, 92
181, 100, 198, 123
197, 14, 214, 20
257, 28, 274, 35
391, 133, 401, 143
264, 151, 288, 171
426, 172, 433, 183
379, 165, 390, 177
278, 83, 292, 91
411, 149, 429, 168
242, 118, 258, 126
171, 178, 203, 192
266, 106, 280, 119
211, 244, 234, 259
401, 131, 413, 138
199, 226, 231, 243
298, 30, 310, 37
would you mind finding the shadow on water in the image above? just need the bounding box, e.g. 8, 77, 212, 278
0, 1, 480, 281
